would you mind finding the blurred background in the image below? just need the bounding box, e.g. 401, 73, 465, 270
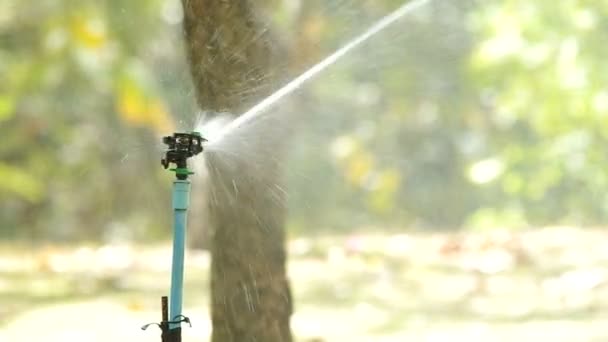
1, 0, 608, 341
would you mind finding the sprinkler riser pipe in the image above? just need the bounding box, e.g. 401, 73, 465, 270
172, 180, 191, 210
169, 180, 191, 330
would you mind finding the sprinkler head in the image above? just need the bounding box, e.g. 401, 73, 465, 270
161, 132, 206, 180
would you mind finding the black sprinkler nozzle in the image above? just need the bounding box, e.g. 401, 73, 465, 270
161, 132, 205, 180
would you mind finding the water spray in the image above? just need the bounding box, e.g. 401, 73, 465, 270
210, 0, 433, 142
137, 1, 434, 340
142, 131, 205, 342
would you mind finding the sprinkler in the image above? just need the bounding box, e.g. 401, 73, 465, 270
160, 132, 205, 179
142, 131, 205, 342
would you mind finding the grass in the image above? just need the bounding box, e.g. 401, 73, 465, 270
2, 227, 608, 341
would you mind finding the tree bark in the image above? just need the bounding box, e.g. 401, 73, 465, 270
182, 0, 286, 114
180, 1, 292, 341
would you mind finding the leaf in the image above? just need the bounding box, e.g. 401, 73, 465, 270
346, 152, 374, 186
0, 163, 44, 202
368, 168, 401, 214
0, 94, 16, 122
115, 80, 174, 133
70, 15, 107, 49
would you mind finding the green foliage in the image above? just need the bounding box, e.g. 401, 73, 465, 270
469, 0, 608, 225
287, 1, 479, 229
0, 0, 189, 240
1, 0, 606, 240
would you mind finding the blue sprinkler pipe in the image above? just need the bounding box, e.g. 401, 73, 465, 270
169, 179, 191, 331
140, 131, 204, 341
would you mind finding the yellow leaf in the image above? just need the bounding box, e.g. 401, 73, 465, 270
116, 85, 146, 125
71, 16, 107, 49
147, 99, 175, 133
369, 169, 402, 214
116, 83, 175, 134
346, 152, 374, 186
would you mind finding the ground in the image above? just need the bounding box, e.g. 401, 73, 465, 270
2, 227, 608, 341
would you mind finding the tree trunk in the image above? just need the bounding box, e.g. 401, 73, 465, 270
180, 1, 292, 341
182, 0, 286, 114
